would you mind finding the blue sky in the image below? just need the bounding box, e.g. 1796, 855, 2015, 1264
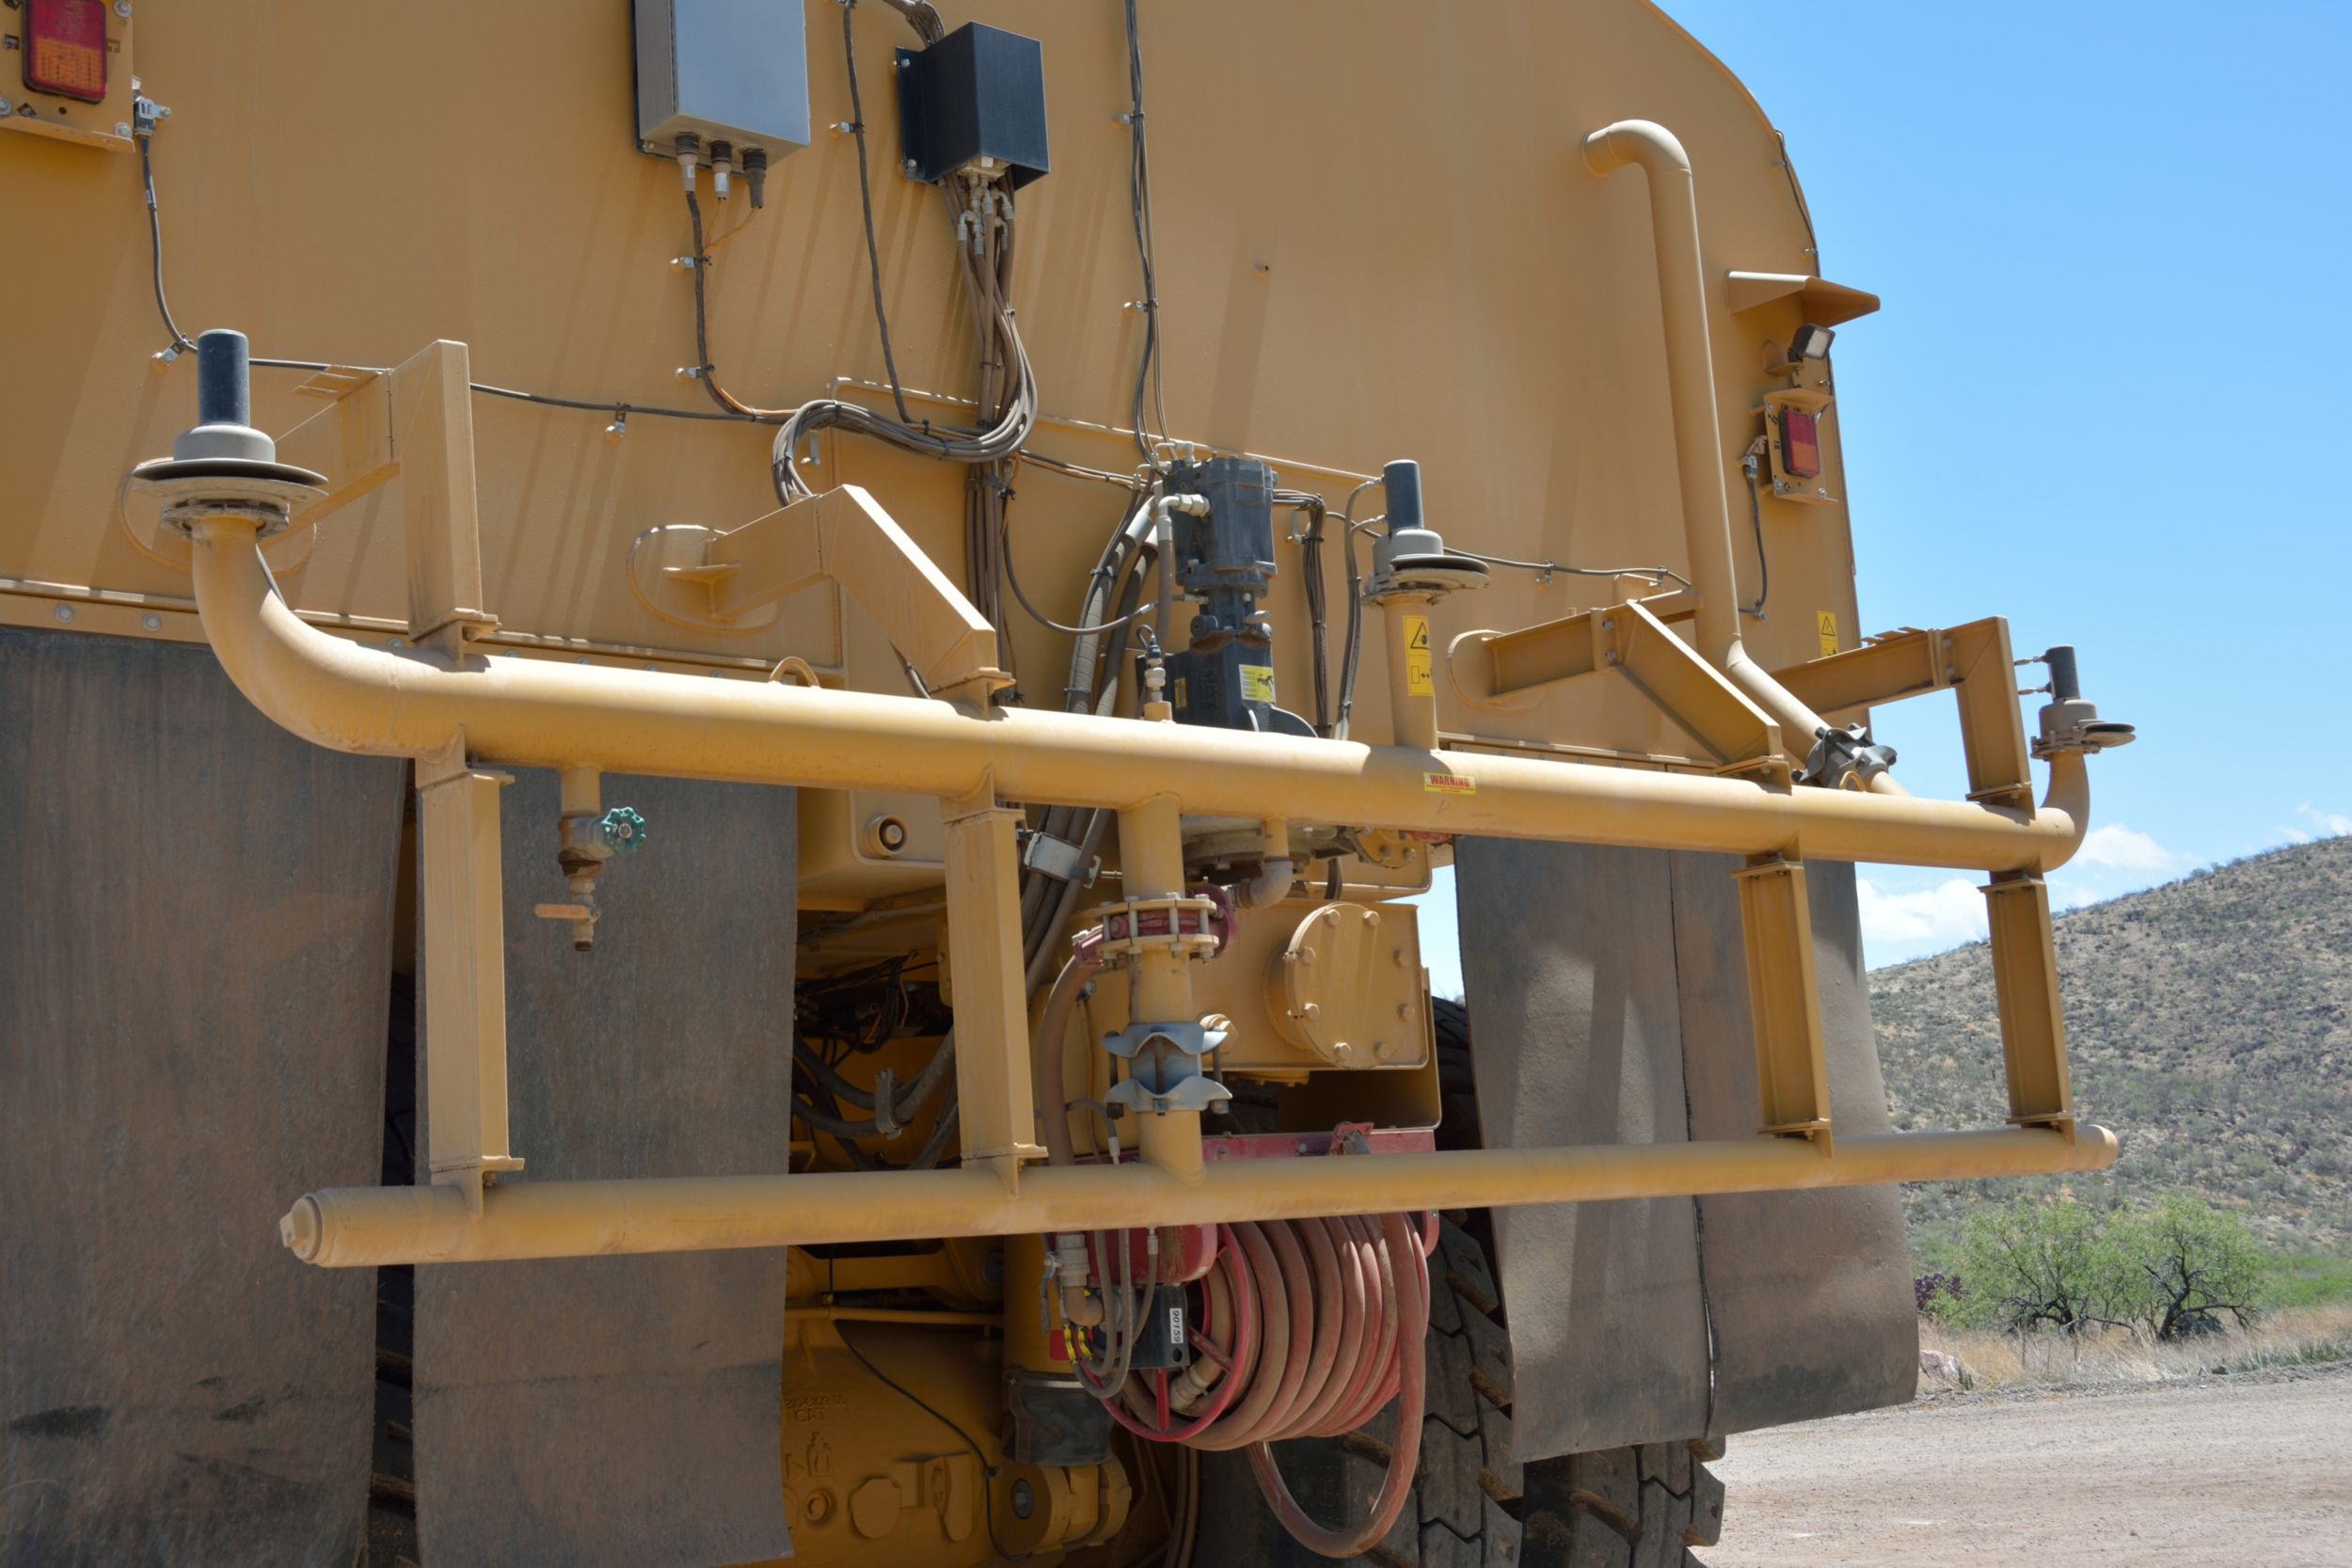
1416, 1, 2352, 988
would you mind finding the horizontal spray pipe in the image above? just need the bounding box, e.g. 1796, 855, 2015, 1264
280, 1126, 2117, 1269
191, 521, 2090, 873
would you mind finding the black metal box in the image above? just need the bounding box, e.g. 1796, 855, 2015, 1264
894, 23, 1049, 188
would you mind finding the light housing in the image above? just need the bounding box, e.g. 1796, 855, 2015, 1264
1778, 406, 1822, 479
23, 0, 109, 104
1787, 322, 1836, 363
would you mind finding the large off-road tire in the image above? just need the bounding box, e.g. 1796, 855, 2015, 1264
1189, 999, 1726, 1566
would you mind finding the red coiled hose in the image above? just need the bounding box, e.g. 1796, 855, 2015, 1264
1105, 1210, 1435, 1560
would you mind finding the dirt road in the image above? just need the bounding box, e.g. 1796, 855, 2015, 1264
1708, 1361, 2352, 1567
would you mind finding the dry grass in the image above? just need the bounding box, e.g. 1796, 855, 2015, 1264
1920, 1303, 2352, 1391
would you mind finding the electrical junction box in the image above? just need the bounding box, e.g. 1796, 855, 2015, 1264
894, 22, 1049, 188
633, 0, 810, 162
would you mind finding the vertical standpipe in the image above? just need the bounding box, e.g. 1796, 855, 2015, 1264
196, 329, 251, 429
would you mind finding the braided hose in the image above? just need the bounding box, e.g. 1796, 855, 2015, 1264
1104, 1210, 1434, 1559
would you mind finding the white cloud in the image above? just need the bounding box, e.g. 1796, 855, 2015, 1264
1857, 877, 1987, 948
2298, 803, 2352, 837
2075, 823, 2179, 873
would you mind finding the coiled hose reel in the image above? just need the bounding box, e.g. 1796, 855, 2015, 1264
1073, 1209, 1436, 1559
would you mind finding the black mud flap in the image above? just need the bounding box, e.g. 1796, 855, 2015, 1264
411, 770, 797, 1568
1, 630, 402, 1566
1455, 840, 1915, 1461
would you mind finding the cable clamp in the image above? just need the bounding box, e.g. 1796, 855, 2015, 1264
1019, 831, 1093, 885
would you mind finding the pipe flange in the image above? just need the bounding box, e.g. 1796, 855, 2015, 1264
1367, 553, 1489, 603
2032, 698, 2136, 760
129, 457, 328, 540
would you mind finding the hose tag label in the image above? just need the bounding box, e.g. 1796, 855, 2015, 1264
1404, 614, 1435, 696
1240, 664, 1277, 703
1422, 770, 1477, 796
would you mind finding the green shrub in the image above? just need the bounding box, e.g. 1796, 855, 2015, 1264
2107, 1193, 2268, 1340
1949, 1191, 2276, 1340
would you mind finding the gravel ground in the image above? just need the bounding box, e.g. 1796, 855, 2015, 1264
1708, 1360, 2352, 1567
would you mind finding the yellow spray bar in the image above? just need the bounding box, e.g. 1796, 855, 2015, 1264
282, 1126, 2119, 1269
190, 521, 2090, 875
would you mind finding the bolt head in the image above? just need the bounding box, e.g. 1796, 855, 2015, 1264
1009, 1480, 1035, 1519
114, 122, 132, 138
141, 612, 162, 631
54, 604, 74, 624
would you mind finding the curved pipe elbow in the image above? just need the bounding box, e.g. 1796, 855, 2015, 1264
1582, 119, 1691, 181
2032, 750, 2092, 874
190, 519, 452, 760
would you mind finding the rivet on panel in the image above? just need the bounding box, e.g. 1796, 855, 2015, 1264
54, 604, 74, 624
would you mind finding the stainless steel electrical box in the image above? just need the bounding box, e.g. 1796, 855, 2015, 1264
633, 0, 811, 162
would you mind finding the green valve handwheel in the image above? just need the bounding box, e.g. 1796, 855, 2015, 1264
599, 805, 647, 854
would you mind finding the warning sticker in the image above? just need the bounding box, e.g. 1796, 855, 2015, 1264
1816, 610, 1840, 659
1240, 664, 1277, 703
1171, 676, 1188, 709
1403, 614, 1435, 697
1422, 771, 1478, 796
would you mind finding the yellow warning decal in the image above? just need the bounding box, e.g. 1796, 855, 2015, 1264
1816, 610, 1840, 659
1240, 664, 1277, 703
1404, 614, 1435, 697
1422, 771, 1478, 796
1171, 676, 1188, 708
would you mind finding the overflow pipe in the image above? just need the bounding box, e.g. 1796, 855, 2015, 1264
1581, 119, 1896, 791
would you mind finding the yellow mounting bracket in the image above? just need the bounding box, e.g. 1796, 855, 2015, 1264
1735, 853, 1833, 1145
412, 733, 526, 1217
1772, 615, 2075, 1139
628, 485, 1014, 707
1449, 597, 1790, 783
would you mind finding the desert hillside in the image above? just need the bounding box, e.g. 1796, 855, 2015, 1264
1870, 837, 2352, 1246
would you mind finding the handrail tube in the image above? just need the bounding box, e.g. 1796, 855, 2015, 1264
281, 1125, 2119, 1269
190, 520, 2090, 872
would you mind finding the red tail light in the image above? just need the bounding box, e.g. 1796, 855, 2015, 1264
23, 0, 109, 104
1779, 406, 1822, 480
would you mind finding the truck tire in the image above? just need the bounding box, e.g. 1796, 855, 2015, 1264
1189, 999, 1726, 1566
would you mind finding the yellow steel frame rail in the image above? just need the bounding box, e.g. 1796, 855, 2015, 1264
280, 1127, 2115, 1269
160, 332, 2114, 1270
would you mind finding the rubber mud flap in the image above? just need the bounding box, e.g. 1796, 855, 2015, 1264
412, 771, 797, 1568
1, 630, 400, 1566
1669, 854, 1916, 1433
1454, 837, 1917, 1460
1454, 839, 1710, 1459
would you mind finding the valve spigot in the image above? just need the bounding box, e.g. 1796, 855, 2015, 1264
600, 805, 648, 853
